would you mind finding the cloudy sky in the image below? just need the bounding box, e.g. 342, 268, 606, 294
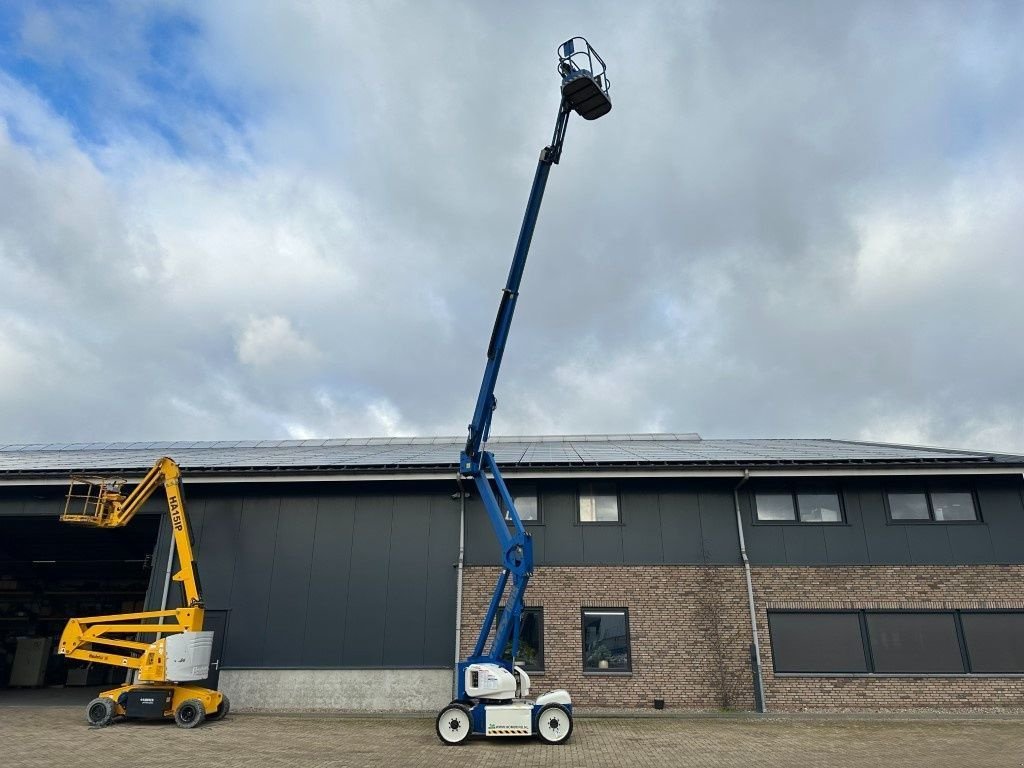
0, 1, 1022, 452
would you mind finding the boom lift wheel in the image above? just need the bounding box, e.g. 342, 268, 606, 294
535, 704, 573, 745
174, 698, 206, 729
86, 697, 115, 727
435, 703, 472, 745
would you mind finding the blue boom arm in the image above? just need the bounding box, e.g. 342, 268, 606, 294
456, 39, 611, 699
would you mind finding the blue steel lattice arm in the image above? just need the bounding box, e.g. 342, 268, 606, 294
456, 39, 611, 693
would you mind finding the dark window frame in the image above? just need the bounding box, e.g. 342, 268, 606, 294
751, 488, 847, 526
768, 608, 1024, 676
768, 611, 869, 673
496, 605, 545, 672
575, 482, 623, 526
502, 483, 543, 526
883, 487, 981, 525
581, 607, 632, 673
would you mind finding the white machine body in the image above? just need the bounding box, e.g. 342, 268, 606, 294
535, 688, 572, 707
485, 703, 533, 736
164, 631, 213, 682
464, 663, 533, 700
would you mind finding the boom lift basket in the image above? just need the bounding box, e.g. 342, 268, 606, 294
61, 475, 127, 527
558, 37, 611, 120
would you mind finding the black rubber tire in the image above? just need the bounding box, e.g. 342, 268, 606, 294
210, 694, 231, 721
435, 703, 472, 745
535, 704, 573, 744
86, 697, 115, 727
174, 698, 206, 729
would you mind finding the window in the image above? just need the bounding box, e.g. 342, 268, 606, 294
886, 490, 978, 523
503, 485, 538, 522
797, 493, 843, 523
888, 492, 930, 520
866, 613, 965, 673
960, 613, 1024, 673
768, 612, 868, 673
755, 491, 843, 523
579, 483, 619, 523
582, 609, 631, 672
931, 492, 976, 521
497, 606, 544, 671
754, 493, 795, 521
770, 610, 1024, 675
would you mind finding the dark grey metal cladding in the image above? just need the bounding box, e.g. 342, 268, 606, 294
146, 483, 459, 668
464, 480, 742, 566
465, 475, 1024, 567
262, 496, 318, 666
739, 476, 1024, 565
303, 494, 355, 665
225, 496, 280, 666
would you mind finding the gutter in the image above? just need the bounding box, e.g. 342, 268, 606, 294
0, 465, 1020, 486
733, 469, 766, 713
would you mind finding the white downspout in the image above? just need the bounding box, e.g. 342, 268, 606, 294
452, 477, 467, 698
734, 469, 767, 712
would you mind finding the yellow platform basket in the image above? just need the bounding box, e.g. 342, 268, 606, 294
61, 476, 127, 527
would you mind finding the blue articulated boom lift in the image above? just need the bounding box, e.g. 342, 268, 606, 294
434, 38, 611, 746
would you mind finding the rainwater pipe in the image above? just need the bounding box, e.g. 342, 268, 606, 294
452, 475, 467, 698
734, 469, 767, 712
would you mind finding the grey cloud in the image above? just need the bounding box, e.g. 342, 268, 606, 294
0, 1, 1023, 453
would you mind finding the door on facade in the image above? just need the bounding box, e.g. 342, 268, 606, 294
193, 610, 229, 690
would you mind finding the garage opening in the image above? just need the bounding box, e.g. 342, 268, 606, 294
0, 501, 159, 690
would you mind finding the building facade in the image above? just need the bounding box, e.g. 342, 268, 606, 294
1, 435, 1022, 712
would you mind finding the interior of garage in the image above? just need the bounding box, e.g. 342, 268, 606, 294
0, 504, 158, 690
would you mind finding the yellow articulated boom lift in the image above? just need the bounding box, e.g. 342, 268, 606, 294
58, 456, 227, 728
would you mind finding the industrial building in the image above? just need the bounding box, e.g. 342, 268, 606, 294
2, 433, 1023, 712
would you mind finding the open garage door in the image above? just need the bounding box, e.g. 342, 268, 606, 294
0, 499, 160, 690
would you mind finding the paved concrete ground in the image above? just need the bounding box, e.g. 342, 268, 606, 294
2, 705, 1023, 768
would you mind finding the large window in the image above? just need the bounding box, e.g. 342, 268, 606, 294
497, 606, 544, 671
755, 491, 843, 523
769, 612, 868, 673
582, 609, 631, 672
886, 490, 978, 522
579, 483, 619, 523
960, 613, 1024, 673
503, 484, 539, 522
866, 613, 964, 674
769, 610, 1024, 675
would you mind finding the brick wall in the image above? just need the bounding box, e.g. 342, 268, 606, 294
753, 565, 1024, 712
460, 564, 1024, 712
459, 565, 756, 710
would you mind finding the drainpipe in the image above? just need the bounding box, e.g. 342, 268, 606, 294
733, 469, 766, 713
452, 475, 467, 699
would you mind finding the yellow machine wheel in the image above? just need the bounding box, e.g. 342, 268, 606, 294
86, 697, 116, 727
174, 698, 206, 729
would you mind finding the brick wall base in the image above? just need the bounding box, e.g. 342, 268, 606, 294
460, 565, 756, 710
752, 565, 1024, 712
460, 564, 1024, 712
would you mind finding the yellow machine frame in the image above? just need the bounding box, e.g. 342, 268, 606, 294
58, 457, 225, 726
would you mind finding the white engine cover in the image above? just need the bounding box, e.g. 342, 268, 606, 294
464, 663, 516, 700
164, 631, 213, 682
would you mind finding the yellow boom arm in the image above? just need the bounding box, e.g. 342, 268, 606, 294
58, 457, 205, 678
